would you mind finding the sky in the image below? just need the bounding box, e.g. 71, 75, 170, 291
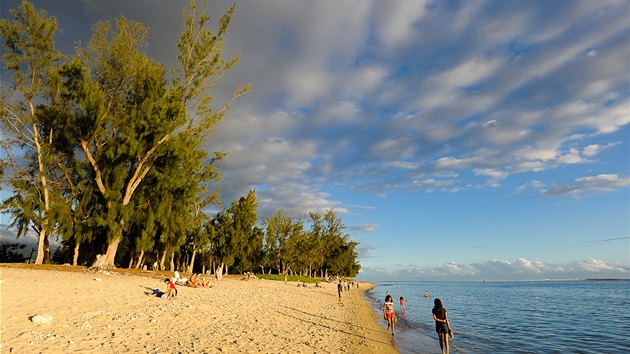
1, 0, 629, 281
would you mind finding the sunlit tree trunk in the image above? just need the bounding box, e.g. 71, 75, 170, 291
159, 250, 167, 271
134, 250, 145, 269
188, 245, 197, 273
73, 243, 80, 266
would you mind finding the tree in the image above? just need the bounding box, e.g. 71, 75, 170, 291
227, 190, 260, 274
59, 1, 249, 267
207, 210, 232, 272
262, 209, 305, 275
0, 1, 65, 264
307, 209, 361, 278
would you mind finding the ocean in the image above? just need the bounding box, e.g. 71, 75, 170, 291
365, 280, 630, 354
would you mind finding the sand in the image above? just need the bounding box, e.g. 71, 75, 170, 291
0, 265, 398, 353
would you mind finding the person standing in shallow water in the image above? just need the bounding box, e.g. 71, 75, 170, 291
432, 298, 453, 354
383, 294, 396, 336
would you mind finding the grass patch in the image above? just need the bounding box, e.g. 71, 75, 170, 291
256, 273, 321, 284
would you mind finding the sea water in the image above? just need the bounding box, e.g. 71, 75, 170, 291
365, 280, 630, 353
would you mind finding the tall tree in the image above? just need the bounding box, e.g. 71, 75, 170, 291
0, 1, 65, 264
208, 210, 233, 272
227, 190, 260, 274
63, 1, 249, 267
263, 209, 304, 275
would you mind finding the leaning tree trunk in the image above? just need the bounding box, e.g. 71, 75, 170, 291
72, 243, 80, 266
34, 229, 46, 265
159, 250, 167, 271
128, 250, 134, 268
134, 250, 145, 269
187, 245, 197, 273
101, 237, 121, 267
32, 124, 51, 265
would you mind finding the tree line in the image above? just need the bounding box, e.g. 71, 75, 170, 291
0, 1, 361, 278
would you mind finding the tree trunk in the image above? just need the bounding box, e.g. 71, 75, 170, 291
188, 245, 197, 273
34, 228, 46, 264
159, 250, 166, 271
128, 250, 134, 268
42, 236, 51, 264
169, 250, 175, 272
32, 124, 51, 265
101, 237, 121, 267
72, 242, 80, 266
134, 250, 145, 269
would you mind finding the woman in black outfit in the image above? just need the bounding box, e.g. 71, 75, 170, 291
432, 298, 453, 354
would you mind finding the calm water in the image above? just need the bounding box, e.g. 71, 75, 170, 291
365, 280, 630, 354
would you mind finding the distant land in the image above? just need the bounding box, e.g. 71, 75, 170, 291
0, 224, 61, 258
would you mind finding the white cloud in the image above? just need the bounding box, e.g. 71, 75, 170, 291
350, 223, 379, 233
357, 257, 630, 281
582, 144, 600, 157
539, 174, 630, 198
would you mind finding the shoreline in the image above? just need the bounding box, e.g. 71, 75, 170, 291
0, 264, 397, 353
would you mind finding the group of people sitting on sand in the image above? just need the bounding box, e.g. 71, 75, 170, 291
150, 268, 225, 300
186, 273, 210, 288
172, 271, 212, 288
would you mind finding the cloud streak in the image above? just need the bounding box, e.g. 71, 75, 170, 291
359, 257, 630, 281
203, 0, 630, 213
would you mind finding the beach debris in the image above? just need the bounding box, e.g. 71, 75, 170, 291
31, 314, 53, 325
88, 254, 116, 274
94, 278, 103, 282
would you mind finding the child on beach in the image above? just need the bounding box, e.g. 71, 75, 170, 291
432, 298, 453, 354
399, 296, 405, 312
383, 295, 396, 336
165, 278, 177, 299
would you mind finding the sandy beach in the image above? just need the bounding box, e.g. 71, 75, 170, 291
0, 265, 398, 353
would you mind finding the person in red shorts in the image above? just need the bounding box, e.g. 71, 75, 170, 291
382, 294, 396, 336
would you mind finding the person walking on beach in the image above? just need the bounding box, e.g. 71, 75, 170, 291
215, 265, 223, 286
432, 298, 453, 354
383, 294, 396, 335
337, 280, 343, 304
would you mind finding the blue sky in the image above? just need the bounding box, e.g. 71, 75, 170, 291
1, 0, 629, 281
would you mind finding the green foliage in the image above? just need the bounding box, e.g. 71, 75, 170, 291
0, 1, 64, 101
256, 273, 321, 284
